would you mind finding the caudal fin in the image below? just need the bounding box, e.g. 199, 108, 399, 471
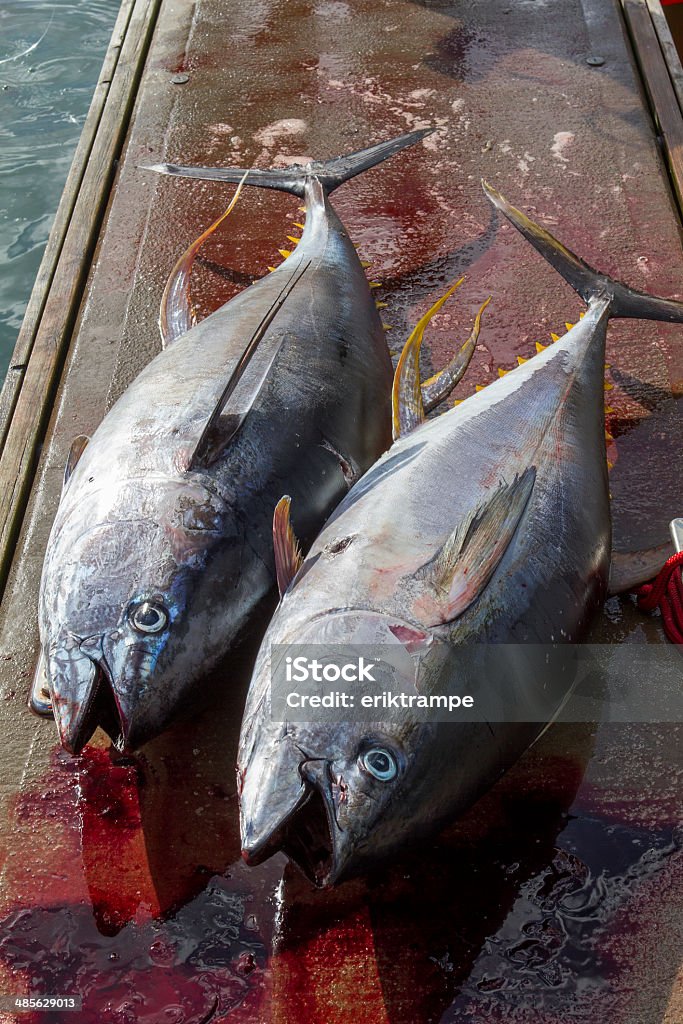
483, 180, 683, 324
143, 128, 433, 198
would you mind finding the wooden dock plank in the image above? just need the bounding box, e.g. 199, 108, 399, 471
646, 0, 683, 115
622, 0, 683, 212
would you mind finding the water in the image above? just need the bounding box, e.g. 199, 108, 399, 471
0, 0, 119, 386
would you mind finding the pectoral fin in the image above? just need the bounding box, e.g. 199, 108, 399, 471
414, 467, 536, 625
273, 496, 303, 598
188, 258, 310, 470
63, 435, 89, 491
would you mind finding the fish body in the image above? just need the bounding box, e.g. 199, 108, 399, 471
39, 131, 430, 753
237, 185, 683, 886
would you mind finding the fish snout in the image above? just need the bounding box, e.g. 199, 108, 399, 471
48, 634, 132, 754
239, 739, 347, 887
239, 734, 307, 864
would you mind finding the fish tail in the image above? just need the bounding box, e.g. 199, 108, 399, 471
482, 180, 683, 325
142, 128, 433, 198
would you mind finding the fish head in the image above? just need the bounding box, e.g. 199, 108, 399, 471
238, 608, 456, 887
40, 477, 240, 753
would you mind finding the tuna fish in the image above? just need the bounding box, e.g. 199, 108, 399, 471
237, 182, 683, 886
36, 129, 454, 754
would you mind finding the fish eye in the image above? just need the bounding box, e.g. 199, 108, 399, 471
129, 600, 169, 635
360, 747, 398, 782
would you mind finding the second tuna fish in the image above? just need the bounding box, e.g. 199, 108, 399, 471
237, 183, 683, 887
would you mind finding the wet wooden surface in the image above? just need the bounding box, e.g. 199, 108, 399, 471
0, 0, 682, 1021
623, 0, 683, 209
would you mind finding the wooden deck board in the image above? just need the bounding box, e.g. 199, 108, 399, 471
623, 0, 683, 211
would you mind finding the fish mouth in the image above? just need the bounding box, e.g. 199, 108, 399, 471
243, 781, 338, 888
50, 644, 131, 755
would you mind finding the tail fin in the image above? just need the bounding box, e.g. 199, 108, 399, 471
143, 128, 433, 198
482, 180, 683, 324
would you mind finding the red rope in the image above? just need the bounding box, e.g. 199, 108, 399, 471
636, 551, 683, 645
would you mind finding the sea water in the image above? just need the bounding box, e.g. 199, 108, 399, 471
0, 0, 118, 385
